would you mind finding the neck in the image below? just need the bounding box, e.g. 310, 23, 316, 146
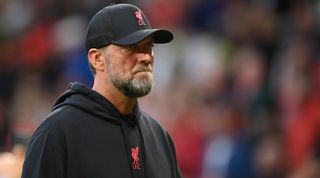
92, 76, 137, 115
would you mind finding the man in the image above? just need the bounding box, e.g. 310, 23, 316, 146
21, 3, 181, 178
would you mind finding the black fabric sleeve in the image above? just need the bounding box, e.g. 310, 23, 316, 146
21, 129, 67, 178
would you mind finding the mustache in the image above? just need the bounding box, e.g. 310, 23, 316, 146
132, 65, 152, 74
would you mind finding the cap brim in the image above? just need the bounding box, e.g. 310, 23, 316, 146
113, 29, 173, 45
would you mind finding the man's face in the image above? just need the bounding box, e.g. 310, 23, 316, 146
103, 37, 154, 98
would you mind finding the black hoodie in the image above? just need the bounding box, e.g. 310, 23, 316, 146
21, 82, 182, 178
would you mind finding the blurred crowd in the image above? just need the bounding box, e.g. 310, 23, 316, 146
1, 0, 320, 178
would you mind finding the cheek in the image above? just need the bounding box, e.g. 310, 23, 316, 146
124, 61, 136, 74
119, 61, 137, 78
110, 56, 133, 73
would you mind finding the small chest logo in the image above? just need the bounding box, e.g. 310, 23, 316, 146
135, 10, 146, 26
131, 146, 141, 170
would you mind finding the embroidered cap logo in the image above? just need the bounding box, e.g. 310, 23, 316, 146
131, 146, 141, 170
135, 10, 146, 26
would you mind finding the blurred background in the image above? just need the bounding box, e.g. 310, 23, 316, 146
1, 0, 320, 177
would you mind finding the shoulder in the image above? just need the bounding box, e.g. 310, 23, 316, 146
139, 111, 164, 130
25, 106, 75, 157
138, 112, 178, 155
32, 105, 80, 138
138, 111, 172, 139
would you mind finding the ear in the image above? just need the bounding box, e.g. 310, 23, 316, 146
88, 48, 105, 72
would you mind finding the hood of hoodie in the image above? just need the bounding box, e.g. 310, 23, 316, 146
51, 82, 142, 125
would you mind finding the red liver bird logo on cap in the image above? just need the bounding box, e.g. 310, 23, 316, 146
135, 10, 146, 26
131, 146, 141, 170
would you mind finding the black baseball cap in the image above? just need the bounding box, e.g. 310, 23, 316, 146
85, 3, 174, 51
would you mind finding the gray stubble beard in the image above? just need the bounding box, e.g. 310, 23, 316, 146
107, 62, 154, 98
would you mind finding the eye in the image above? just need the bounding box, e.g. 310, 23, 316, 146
145, 44, 154, 50
124, 45, 135, 50
119, 41, 154, 54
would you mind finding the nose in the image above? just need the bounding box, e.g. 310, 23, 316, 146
137, 50, 154, 65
